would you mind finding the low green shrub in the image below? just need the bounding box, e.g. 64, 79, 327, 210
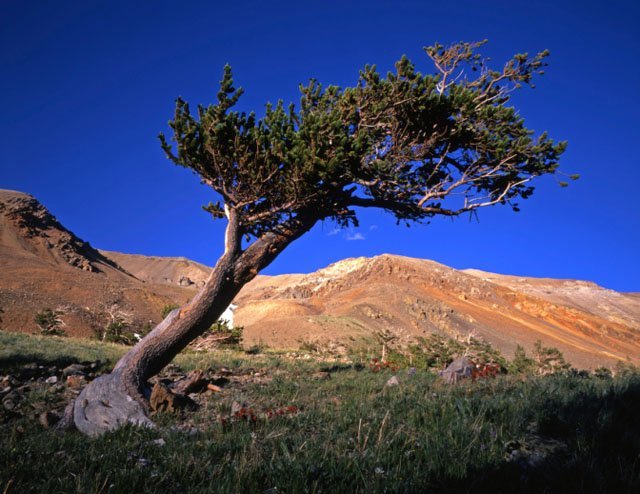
34, 308, 66, 336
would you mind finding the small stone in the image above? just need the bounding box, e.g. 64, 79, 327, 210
386, 375, 400, 386
66, 375, 87, 388
39, 411, 60, 428
45, 376, 58, 384
207, 383, 222, 393
151, 438, 166, 447
231, 401, 244, 415
312, 371, 331, 380
62, 364, 88, 377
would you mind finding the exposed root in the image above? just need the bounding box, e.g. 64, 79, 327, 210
73, 371, 154, 437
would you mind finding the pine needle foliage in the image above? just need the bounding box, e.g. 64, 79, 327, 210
159, 41, 569, 239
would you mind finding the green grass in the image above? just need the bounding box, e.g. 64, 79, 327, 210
1, 331, 639, 493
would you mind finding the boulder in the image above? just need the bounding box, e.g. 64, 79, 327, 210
439, 357, 474, 384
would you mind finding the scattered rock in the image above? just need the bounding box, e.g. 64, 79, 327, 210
2, 391, 20, 411
45, 376, 58, 384
65, 375, 87, 388
386, 375, 400, 386
38, 410, 60, 428
151, 438, 166, 447
178, 276, 194, 287
150, 382, 194, 413
312, 371, 331, 380
439, 357, 474, 384
62, 364, 88, 377
505, 433, 569, 469
231, 401, 244, 415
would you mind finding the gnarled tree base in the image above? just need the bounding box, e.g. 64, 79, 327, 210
73, 371, 154, 437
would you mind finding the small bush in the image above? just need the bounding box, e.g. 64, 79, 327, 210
593, 366, 613, 379
161, 303, 180, 319
209, 320, 243, 346
533, 340, 571, 375
102, 320, 134, 345
94, 319, 150, 346
34, 308, 66, 336
614, 360, 639, 377
508, 344, 536, 375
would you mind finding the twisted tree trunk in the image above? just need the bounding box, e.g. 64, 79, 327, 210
72, 210, 317, 436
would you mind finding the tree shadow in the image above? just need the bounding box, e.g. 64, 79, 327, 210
434, 377, 640, 493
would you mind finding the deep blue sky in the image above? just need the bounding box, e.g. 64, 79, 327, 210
1, 1, 639, 291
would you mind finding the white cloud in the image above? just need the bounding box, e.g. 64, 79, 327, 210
368, 225, 378, 231
345, 232, 365, 241
327, 228, 340, 236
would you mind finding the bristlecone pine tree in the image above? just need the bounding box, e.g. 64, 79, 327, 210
71, 41, 572, 435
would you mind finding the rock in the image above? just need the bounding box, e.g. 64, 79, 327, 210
62, 364, 88, 377
439, 357, 474, 384
178, 276, 194, 287
312, 371, 331, 380
386, 375, 400, 386
2, 398, 16, 411
65, 375, 87, 388
151, 438, 166, 447
45, 376, 58, 384
38, 411, 60, 428
149, 382, 194, 413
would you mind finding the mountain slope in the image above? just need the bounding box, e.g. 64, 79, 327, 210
1, 190, 638, 369
0, 190, 191, 336
231, 255, 640, 369
100, 250, 211, 288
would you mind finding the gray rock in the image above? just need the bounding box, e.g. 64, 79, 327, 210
39, 411, 60, 428
62, 364, 88, 377
45, 376, 58, 384
178, 276, 194, 287
386, 375, 400, 386
439, 357, 474, 384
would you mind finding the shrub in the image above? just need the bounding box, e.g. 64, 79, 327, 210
34, 308, 66, 336
508, 344, 536, 375
533, 340, 571, 375
614, 360, 639, 377
209, 320, 243, 347
161, 303, 180, 319
94, 317, 151, 346
593, 366, 613, 379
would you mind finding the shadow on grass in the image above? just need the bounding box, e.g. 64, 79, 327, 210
0, 354, 108, 377
440, 378, 640, 493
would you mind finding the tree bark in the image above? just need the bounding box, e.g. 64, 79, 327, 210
72, 210, 317, 436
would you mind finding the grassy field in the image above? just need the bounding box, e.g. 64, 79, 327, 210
1, 330, 639, 493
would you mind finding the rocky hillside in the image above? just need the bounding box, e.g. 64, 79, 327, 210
231, 255, 640, 369
1, 190, 638, 369
100, 250, 210, 288
0, 190, 191, 337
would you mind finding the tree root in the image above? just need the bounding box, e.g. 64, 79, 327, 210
72, 371, 154, 437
